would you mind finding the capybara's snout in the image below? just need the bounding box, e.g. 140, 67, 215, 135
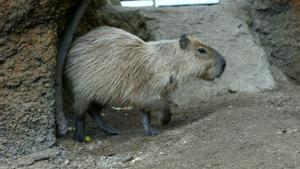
216, 55, 226, 78
202, 50, 226, 81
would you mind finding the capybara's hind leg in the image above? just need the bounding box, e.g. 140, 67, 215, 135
158, 104, 172, 125
73, 99, 88, 142
142, 111, 159, 136
88, 104, 120, 135
74, 114, 86, 142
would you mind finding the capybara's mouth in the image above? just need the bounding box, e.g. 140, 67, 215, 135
201, 72, 215, 81
203, 78, 215, 81
202, 76, 215, 81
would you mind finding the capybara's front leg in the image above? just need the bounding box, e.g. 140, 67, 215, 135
158, 108, 172, 125
157, 101, 172, 125
141, 111, 159, 136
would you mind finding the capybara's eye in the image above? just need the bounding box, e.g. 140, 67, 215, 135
198, 48, 207, 54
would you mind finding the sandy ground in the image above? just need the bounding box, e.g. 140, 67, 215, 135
1, 84, 300, 169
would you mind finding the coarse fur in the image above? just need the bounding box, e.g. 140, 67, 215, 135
64, 26, 226, 141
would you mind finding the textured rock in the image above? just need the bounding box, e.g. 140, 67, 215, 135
223, 0, 300, 84
249, 0, 300, 84
0, 26, 57, 159
0, 0, 110, 159
0, 0, 74, 159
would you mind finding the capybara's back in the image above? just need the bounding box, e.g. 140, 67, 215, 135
66, 26, 149, 109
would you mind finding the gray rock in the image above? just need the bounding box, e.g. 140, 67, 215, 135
224, 0, 300, 84
12, 148, 61, 168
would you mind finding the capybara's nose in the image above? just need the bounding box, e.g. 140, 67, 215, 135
216, 57, 226, 78
221, 59, 226, 71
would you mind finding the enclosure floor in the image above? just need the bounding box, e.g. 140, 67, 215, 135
2, 85, 300, 169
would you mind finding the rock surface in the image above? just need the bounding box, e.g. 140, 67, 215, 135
250, 0, 300, 84
0, 0, 77, 159
223, 0, 300, 84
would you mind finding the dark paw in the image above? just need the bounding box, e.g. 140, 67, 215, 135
160, 115, 171, 125
103, 126, 121, 135
158, 110, 172, 126
144, 128, 160, 136
74, 132, 85, 142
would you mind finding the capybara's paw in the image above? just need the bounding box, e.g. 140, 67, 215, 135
160, 113, 172, 125
103, 126, 121, 135
144, 128, 160, 136
74, 130, 85, 142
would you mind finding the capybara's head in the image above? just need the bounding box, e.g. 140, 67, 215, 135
178, 34, 226, 81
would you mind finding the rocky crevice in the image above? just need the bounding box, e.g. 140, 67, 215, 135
246, 0, 300, 84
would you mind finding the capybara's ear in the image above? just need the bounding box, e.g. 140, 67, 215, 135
179, 34, 189, 49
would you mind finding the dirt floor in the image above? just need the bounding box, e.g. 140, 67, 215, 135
1, 84, 300, 169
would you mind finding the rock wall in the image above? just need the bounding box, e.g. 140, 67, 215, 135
224, 0, 300, 84
249, 0, 300, 84
0, 0, 78, 159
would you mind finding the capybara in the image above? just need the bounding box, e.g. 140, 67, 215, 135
64, 26, 226, 142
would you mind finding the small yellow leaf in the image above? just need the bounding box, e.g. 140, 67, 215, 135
85, 136, 93, 142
